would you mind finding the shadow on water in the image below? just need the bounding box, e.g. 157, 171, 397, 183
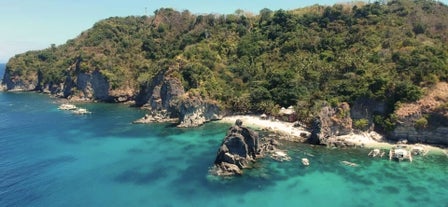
113, 165, 173, 185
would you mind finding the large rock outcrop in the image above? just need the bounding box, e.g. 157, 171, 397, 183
177, 94, 222, 128
310, 102, 353, 146
212, 119, 259, 176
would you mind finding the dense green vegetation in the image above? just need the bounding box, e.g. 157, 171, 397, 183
5, 0, 448, 126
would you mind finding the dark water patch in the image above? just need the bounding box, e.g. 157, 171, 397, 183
127, 148, 145, 154
114, 166, 170, 185
300, 188, 310, 194
382, 185, 400, 194
346, 174, 375, 185
286, 180, 301, 189
406, 185, 429, 194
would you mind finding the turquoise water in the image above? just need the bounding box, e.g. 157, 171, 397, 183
0, 92, 447, 207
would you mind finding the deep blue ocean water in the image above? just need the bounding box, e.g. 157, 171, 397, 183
0, 91, 447, 207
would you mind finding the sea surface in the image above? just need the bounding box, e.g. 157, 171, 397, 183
1, 92, 447, 207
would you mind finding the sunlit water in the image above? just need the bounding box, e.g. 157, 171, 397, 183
0, 92, 447, 207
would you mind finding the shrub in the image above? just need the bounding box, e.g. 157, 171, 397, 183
414, 117, 428, 129
354, 118, 369, 131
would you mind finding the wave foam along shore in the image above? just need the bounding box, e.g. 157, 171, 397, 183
219, 115, 447, 154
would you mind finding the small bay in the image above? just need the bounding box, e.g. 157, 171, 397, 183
0, 92, 447, 207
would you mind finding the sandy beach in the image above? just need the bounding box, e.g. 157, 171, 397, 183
220, 115, 311, 142
220, 115, 447, 154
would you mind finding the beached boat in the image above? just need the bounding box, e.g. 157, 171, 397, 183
58, 104, 77, 110
389, 145, 412, 162
411, 145, 427, 156
368, 149, 385, 158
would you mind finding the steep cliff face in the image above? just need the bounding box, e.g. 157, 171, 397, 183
2, 69, 39, 91
67, 70, 112, 101
177, 93, 223, 128
134, 70, 184, 116
351, 98, 386, 128
133, 70, 223, 127
391, 82, 448, 145
310, 102, 353, 145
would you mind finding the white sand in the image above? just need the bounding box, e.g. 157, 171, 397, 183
220, 115, 310, 141
219, 115, 447, 154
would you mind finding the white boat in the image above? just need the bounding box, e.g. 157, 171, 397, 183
58, 104, 77, 110
301, 158, 310, 166
341, 161, 358, 167
72, 108, 91, 115
389, 145, 412, 162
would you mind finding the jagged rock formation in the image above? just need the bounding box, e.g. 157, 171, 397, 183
310, 102, 353, 146
212, 119, 259, 176
211, 119, 287, 176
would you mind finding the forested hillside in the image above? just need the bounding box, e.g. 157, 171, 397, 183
4, 0, 448, 128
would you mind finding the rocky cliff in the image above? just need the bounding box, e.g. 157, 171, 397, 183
390, 82, 448, 145
177, 94, 223, 128
1, 60, 114, 102
2, 62, 223, 127
133, 69, 223, 127
135, 69, 184, 116
2, 68, 39, 92
310, 102, 354, 146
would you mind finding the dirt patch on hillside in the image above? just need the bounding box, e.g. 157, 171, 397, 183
395, 82, 448, 118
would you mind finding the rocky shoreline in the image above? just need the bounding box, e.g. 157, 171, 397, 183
219, 115, 447, 154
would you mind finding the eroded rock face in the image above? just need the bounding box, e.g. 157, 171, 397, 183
310, 102, 353, 145
2, 70, 39, 91
177, 97, 222, 128
391, 126, 448, 145
135, 70, 185, 118
212, 119, 259, 176
70, 70, 111, 101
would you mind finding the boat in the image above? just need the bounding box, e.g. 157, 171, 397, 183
341, 161, 358, 167
58, 103, 77, 110
368, 148, 385, 158
301, 158, 310, 166
72, 108, 91, 115
389, 145, 412, 162
411, 145, 427, 156
271, 150, 291, 162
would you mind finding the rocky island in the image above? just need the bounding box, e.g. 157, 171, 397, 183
211, 119, 286, 176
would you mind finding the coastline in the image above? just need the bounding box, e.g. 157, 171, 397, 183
219, 115, 447, 155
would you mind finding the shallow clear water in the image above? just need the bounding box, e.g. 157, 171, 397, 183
0, 92, 447, 207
